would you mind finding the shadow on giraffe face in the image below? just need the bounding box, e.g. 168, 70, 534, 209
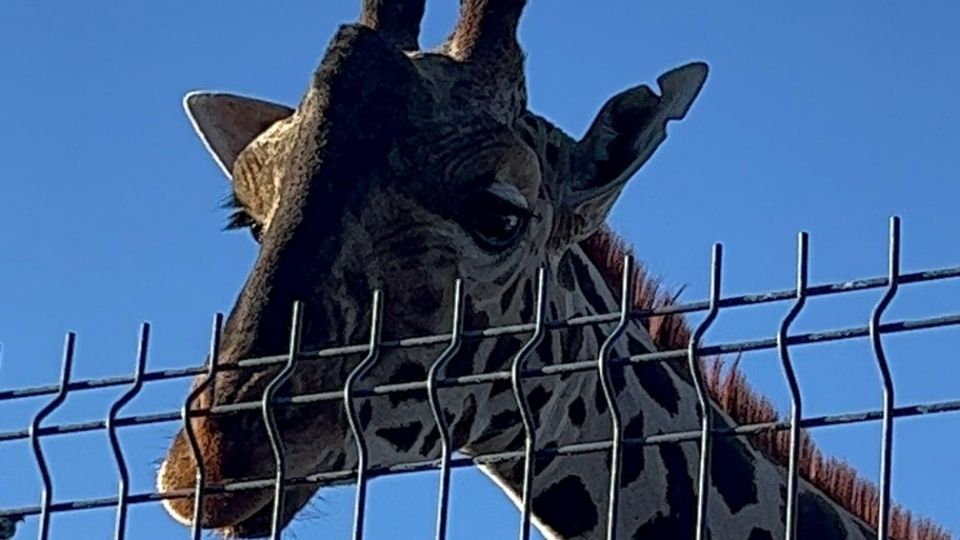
156, 1, 707, 536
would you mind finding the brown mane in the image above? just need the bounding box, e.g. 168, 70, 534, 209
580, 226, 949, 540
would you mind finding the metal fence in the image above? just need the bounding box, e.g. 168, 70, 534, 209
1, 216, 959, 540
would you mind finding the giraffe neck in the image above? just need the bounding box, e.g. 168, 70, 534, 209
450, 243, 880, 539
351, 241, 876, 539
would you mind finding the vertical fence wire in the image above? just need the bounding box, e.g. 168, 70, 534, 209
777, 233, 809, 540
426, 280, 465, 540
690, 244, 723, 540
870, 216, 900, 539
30, 333, 76, 540
511, 267, 548, 540
263, 302, 305, 539
182, 313, 223, 540
106, 323, 150, 540
344, 291, 384, 540
598, 256, 635, 540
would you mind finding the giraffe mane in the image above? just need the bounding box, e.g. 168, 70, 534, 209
579, 225, 950, 540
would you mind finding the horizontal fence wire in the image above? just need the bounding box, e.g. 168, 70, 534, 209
1, 217, 959, 540
2, 314, 958, 445
3, 267, 959, 406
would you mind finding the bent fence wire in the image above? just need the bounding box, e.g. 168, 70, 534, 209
1, 216, 959, 539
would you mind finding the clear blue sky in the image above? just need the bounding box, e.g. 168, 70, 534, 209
1, 2, 958, 539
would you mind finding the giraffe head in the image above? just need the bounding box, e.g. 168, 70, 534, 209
158, 0, 707, 535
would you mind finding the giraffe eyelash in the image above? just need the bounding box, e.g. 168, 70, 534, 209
485, 194, 540, 222
225, 208, 257, 231
220, 194, 261, 232
516, 204, 543, 223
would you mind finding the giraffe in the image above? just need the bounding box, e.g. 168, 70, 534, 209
156, 1, 947, 538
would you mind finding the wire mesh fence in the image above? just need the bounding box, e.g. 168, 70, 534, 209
1, 216, 958, 539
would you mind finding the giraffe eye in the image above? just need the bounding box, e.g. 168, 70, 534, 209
249, 222, 264, 243
461, 191, 532, 252
226, 206, 264, 244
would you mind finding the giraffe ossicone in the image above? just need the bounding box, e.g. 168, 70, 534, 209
158, 1, 948, 539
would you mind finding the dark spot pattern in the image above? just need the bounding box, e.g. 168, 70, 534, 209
557, 326, 584, 382
570, 253, 680, 415
545, 140, 560, 165
445, 340, 479, 379
490, 409, 521, 432
619, 412, 646, 486
532, 476, 598, 538
567, 397, 586, 427
419, 425, 440, 456
590, 324, 608, 354
505, 426, 526, 451
632, 362, 680, 416
505, 459, 525, 488
483, 336, 523, 373
519, 280, 534, 322
548, 301, 560, 322
748, 528, 775, 540
590, 325, 628, 394
451, 394, 478, 447
331, 453, 346, 472
599, 426, 645, 489
534, 441, 558, 475
620, 451, 645, 489
710, 429, 758, 514
632, 444, 695, 539
488, 379, 513, 399
472, 407, 523, 449
557, 251, 577, 291
797, 490, 846, 540
625, 333, 652, 355
535, 336, 554, 362
527, 385, 551, 422
485, 336, 522, 399
632, 514, 688, 540
624, 412, 645, 439
779, 484, 788, 520
594, 377, 608, 415
518, 126, 537, 149
375, 421, 423, 453
387, 361, 427, 407
521, 113, 540, 129
465, 300, 490, 329
359, 400, 373, 430
570, 251, 609, 315
624, 334, 682, 416
611, 364, 627, 395
500, 276, 521, 315
601, 448, 646, 493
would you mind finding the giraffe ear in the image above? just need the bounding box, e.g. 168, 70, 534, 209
560, 62, 708, 243
183, 91, 295, 179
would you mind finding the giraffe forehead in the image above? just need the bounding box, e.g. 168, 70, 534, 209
430, 125, 543, 191
248, 78, 540, 221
